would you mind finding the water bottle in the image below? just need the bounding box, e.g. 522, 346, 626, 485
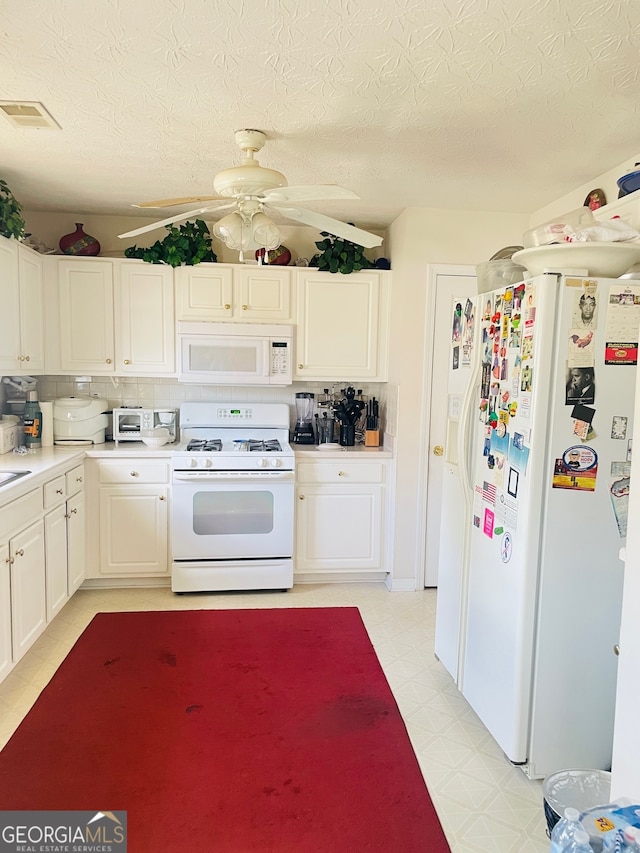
22, 390, 42, 449
564, 829, 594, 853
550, 807, 583, 853
622, 826, 640, 852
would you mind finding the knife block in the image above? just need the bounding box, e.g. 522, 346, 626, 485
365, 429, 380, 447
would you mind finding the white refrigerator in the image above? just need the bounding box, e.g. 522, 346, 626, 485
434, 272, 638, 779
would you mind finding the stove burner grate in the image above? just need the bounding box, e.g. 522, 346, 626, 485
186, 439, 222, 452
247, 439, 282, 452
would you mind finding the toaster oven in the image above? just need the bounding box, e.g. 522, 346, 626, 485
112, 408, 177, 443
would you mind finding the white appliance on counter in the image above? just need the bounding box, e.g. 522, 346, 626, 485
0, 416, 21, 454
177, 321, 293, 385
112, 407, 177, 443
52, 397, 109, 445
434, 272, 636, 779
171, 402, 295, 593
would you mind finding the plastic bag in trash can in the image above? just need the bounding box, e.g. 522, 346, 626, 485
543, 769, 611, 836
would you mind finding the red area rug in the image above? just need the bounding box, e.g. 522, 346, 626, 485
0, 607, 450, 852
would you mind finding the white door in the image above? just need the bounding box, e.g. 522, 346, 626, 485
423, 266, 477, 587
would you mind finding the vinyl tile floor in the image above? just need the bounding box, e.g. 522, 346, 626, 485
0, 583, 550, 852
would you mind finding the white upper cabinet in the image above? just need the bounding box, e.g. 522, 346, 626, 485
115, 261, 174, 374
294, 269, 390, 380
56, 259, 115, 374
48, 258, 175, 375
0, 237, 44, 374
175, 263, 293, 322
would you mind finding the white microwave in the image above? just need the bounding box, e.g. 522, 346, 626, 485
177, 322, 293, 385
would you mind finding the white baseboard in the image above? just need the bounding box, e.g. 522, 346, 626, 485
385, 576, 418, 592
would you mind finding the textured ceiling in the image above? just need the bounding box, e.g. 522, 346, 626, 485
1, 0, 640, 233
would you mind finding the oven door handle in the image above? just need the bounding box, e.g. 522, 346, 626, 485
172, 471, 295, 483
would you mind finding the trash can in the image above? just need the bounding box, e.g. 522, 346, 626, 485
543, 769, 612, 836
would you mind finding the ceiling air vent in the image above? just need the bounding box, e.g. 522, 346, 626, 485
0, 101, 60, 129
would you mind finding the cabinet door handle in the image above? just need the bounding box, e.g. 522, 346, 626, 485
298, 364, 303, 369
242, 304, 248, 310
224, 304, 231, 310
130, 471, 139, 477
159, 495, 165, 501
70, 507, 78, 515
15, 548, 24, 557
6, 556, 13, 565
106, 358, 112, 364
76, 476, 83, 483
24, 355, 30, 361
56, 488, 64, 495
299, 494, 305, 500
124, 359, 131, 365
338, 471, 346, 477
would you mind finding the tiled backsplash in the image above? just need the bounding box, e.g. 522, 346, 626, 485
19, 377, 399, 437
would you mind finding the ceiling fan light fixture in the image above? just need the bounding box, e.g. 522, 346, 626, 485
251, 212, 281, 251
213, 210, 281, 260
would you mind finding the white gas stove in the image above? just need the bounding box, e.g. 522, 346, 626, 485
171, 402, 295, 593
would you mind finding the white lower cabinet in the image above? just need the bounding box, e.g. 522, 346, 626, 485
90, 460, 170, 579
43, 464, 85, 621
10, 518, 46, 664
0, 459, 87, 685
295, 458, 388, 581
0, 541, 11, 681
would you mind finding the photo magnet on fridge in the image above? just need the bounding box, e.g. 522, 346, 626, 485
611, 416, 628, 439
565, 366, 595, 405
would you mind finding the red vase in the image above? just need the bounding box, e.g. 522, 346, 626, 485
59, 223, 101, 256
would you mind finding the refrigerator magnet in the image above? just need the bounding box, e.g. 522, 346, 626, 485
572, 291, 598, 329
500, 532, 513, 563
565, 366, 595, 405
552, 446, 598, 491
483, 507, 495, 538
611, 415, 628, 439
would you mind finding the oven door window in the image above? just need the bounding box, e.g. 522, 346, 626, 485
193, 490, 273, 535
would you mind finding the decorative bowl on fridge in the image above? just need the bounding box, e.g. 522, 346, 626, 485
511, 242, 640, 278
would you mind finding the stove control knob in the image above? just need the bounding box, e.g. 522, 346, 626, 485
258, 457, 268, 468
270, 457, 282, 468
189, 458, 198, 469
204, 458, 213, 468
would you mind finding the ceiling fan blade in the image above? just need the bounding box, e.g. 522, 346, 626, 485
133, 196, 226, 209
117, 206, 222, 239
273, 206, 383, 248
262, 185, 360, 204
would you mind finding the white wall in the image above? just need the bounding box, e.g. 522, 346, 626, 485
384, 207, 530, 588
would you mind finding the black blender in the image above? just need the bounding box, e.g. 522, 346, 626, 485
292, 392, 316, 444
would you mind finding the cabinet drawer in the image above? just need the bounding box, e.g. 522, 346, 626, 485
65, 464, 85, 495
98, 460, 169, 484
0, 488, 42, 541
43, 475, 67, 508
297, 461, 385, 484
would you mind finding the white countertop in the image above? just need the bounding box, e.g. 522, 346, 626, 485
294, 444, 393, 458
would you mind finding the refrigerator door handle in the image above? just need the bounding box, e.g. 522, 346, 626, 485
458, 325, 482, 509
454, 297, 483, 687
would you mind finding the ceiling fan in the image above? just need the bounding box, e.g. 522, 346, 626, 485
118, 129, 383, 257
